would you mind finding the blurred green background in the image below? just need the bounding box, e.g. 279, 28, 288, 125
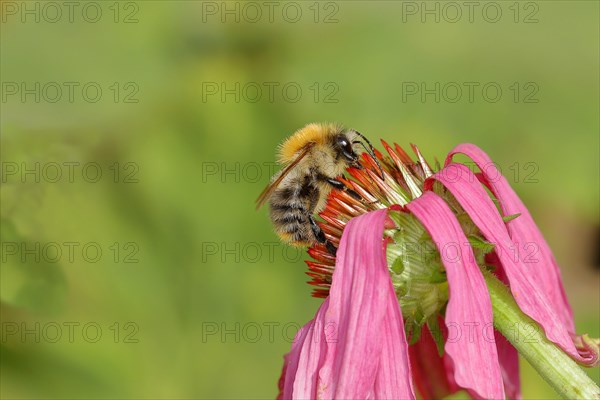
1, 1, 598, 398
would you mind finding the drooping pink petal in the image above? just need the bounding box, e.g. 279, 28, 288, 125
318, 209, 414, 399
291, 300, 331, 398
404, 219, 520, 400
277, 209, 415, 399
426, 162, 597, 366
277, 354, 288, 399
407, 192, 505, 400
409, 322, 460, 400
461, 146, 599, 365
446, 143, 575, 333
373, 286, 417, 399
487, 255, 522, 399
278, 314, 314, 399
495, 330, 522, 399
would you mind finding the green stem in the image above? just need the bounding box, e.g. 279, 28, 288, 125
483, 271, 600, 400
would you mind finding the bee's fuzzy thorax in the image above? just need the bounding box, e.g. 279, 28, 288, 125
278, 123, 342, 164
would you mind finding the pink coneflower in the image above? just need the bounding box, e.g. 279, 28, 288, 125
278, 142, 599, 399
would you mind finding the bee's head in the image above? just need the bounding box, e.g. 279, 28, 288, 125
333, 131, 360, 167
334, 129, 384, 179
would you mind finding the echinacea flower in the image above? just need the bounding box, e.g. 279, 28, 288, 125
278, 142, 599, 399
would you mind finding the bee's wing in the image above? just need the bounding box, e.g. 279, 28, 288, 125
255, 142, 315, 210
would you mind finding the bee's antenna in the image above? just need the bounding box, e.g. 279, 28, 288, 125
353, 131, 385, 180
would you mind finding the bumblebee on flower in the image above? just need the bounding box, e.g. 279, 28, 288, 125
257, 124, 600, 400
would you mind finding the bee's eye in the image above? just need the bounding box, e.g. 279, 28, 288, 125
337, 135, 356, 161
337, 137, 352, 151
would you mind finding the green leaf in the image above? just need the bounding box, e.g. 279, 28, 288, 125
502, 213, 521, 222
408, 321, 423, 345
468, 234, 496, 254
429, 267, 447, 284
391, 255, 405, 275
427, 318, 445, 357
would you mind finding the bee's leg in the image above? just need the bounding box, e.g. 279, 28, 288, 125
320, 176, 376, 204
325, 241, 337, 256
308, 214, 337, 256
305, 181, 338, 256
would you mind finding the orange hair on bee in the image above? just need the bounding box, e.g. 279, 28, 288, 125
277, 123, 342, 164
278, 232, 311, 247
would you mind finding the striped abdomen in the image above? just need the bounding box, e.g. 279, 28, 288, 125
268, 175, 319, 246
